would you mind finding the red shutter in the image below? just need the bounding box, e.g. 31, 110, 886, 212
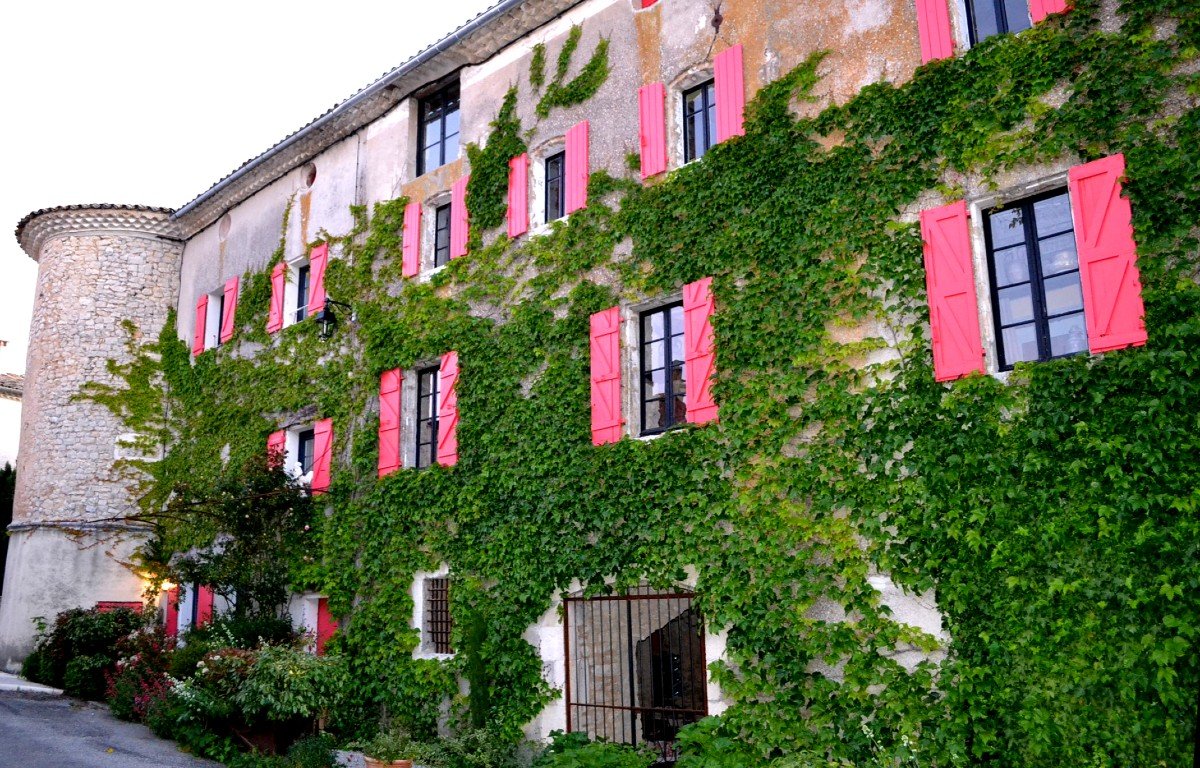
316, 598, 338, 656
920, 201, 985, 381
402, 202, 422, 278
450, 176, 470, 259
566, 121, 590, 214
590, 307, 623, 445
683, 277, 719, 425
1068, 154, 1147, 354
195, 585, 214, 628
1030, 0, 1070, 23
307, 243, 329, 316
437, 351, 459, 467
267, 263, 286, 334
916, 0, 955, 64
714, 45, 746, 143
638, 82, 667, 179
164, 587, 179, 638
641, 0, 658, 7
378, 369, 402, 478
267, 429, 287, 468
220, 276, 239, 344
508, 153, 530, 238
311, 418, 333, 494
192, 295, 208, 357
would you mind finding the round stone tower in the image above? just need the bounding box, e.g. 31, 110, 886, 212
0, 205, 182, 669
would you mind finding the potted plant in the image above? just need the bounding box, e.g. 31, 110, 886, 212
353, 725, 425, 768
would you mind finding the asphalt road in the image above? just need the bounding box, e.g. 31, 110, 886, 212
0, 691, 219, 768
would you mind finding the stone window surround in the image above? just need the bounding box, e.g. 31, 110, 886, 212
669, 64, 717, 174
420, 191, 454, 279
411, 565, 455, 660
624, 291, 685, 442
283, 424, 316, 487
282, 254, 311, 330
397, 357, 444, 470
527, 136, 569, 237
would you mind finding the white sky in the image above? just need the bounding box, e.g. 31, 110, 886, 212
0, 0, 499, 466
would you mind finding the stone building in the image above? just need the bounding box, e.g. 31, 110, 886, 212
6, 0, 1183, 761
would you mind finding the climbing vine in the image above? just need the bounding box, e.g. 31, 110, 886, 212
88, 3, 1200, 765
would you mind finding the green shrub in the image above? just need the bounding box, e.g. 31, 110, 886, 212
20, 648, 50, 684
105, 626, 175, 722
423, 728, 520, 768
234, 645, 349, 725
533, 731, 655, 768
64, 654, 113, 699
286, 734, 339, 768
24, 606, 147, 697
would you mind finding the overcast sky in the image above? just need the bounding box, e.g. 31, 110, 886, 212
0, 0, 498, 464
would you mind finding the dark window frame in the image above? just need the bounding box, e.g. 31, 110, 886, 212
213, 292, 225, 348
424, 576, 453, 654
682, 80, 717, 163
416, 365, 440, 469
545, 150, 567, 223
296, 428, 316, 475
434, 204, 452, 268
983, 188, 1087, 370
295, 264, 311, 323
417, 82, 461, 177
965, 0, 1032, 46
639, 301, 687, 436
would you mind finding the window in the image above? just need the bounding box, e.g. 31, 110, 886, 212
683, 81, 716, 163
424, 577, 453, 654
640, 303, 687, 434
434, 204, 452, 268
416, 366, 440, 468
985, 190, 1087, 369
418, 82, 461, 176
545, 151, 566, 223
210, 292, 225, 349
965, 0, 1031, 45
296, 428, 316, 476
295, 264, 311, 323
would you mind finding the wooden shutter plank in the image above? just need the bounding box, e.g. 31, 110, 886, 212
683, 277, 719, 425
311, 418, 334, 494
316, 598, 338, 656
267, 263, 286, 334
920, 201, 985, 381
378, 369, 402, 478
164, 586, 179, 638
590, 307, 623, 445
402, 202, 422, 278
437, 351, 460, 466
916, 0, 955, 63
714, 45, 745, 143
639, 82, 667, 179
566, 121, 590, 214
508, 153, 530, 238
268, 429, 287, 469
192, 295, 208, 357
307, 243, 329, 316
1030, 0, 1071, 23
220, 276, 239, 344
195, 585, 214, 627
451, 177, 470, 259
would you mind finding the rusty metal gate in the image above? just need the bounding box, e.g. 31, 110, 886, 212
564, 587, 707, 765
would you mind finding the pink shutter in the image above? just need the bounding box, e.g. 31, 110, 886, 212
402, 202, 422, 278
1068, 154, 1147, 354
195, 585, 214, 628
164, 586, 179, 638
1030, 0, 1070, 23
192, 295, 208, 356
450, 176, 470, 259
714, 45, 746, 143
916, 0, 955, 64
378, 369, 402, 478
307, 243, 329, 316
590, 308, 623, 445
267, 263, 286, 334
316, 598, 338, 656
311, 418, 333, 494
508, 154, 530, 238
437, 351, 460, 466
566, 121, 590, 214
220, 276, 239, 344
920, 201, 985, 381
638, 83, 667, 179
267, 429, 287, 468
683, 277, 719, 425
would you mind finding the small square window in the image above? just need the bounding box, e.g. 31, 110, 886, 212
683, 81, 717, 163
418, 82, 461, 177
545, 151, 566, 223
640, 302, 687, 435
965, 0, 1031, 45
416, 366, 440, 468
984, 190, 1087, 369
424, 577, 453, 654
434, 204, 452, 269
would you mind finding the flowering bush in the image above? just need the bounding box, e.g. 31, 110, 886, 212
105, 625, 175, 722
234, 644, 349, 726
172, 647, 258, 722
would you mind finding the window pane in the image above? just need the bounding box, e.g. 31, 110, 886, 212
1002, 0, 1032, 33
670, 335, 685, 365
989, 207, 1025, 247
670, 304, 684, 331
1032, 193, 1072, 235
444, 108, 460, 140
994, 245, 1030, 287
648, 340, 665, 369
1038, 233, 1078, 276
1043, 272, 1084, 315
1048, 313, 1089, 356
645, 397, 665, 431
424, 142, 441, 175
417, 442, 434, 468
649, 369, 667, 396
1001, 323, 1040, 364
644, 312, 665, 341
443, 130, 460, 164
997, 284, 1035, 325
969, 0, 1002, 41
671, 363, 686, 396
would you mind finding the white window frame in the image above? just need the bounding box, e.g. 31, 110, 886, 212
282, 255, 310, 329
284, 424, 316, 487
203, 288, 224, 350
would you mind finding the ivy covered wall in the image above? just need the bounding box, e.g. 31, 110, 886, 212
92, 1, 1199, 764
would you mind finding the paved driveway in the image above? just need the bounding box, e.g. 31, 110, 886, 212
0, 691, 219, 768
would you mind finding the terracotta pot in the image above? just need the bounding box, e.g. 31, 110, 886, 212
363, 758, 413, 768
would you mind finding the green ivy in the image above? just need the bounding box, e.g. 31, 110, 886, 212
536, 26, 610, 119
86, 5, 1200, 765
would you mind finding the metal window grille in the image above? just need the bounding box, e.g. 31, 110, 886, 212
434, 204, 452, 268
545, 151, 566, 222
425, 577, 453, 654
639, 303, 687, 435
416, 366, 440, 468
984, 189, 1086, 369
564, 586, 708, 766
418, 82, 461, 176
682, 81, 716, 163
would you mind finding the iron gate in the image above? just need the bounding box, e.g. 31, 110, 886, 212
564, 587, 707, 765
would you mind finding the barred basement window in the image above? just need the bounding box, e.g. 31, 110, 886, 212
640, 302, 687, 434
416, 366, 440, 468
682, 81, 716, 163
984, 189, 1087, 369
424, 577, 453, 654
